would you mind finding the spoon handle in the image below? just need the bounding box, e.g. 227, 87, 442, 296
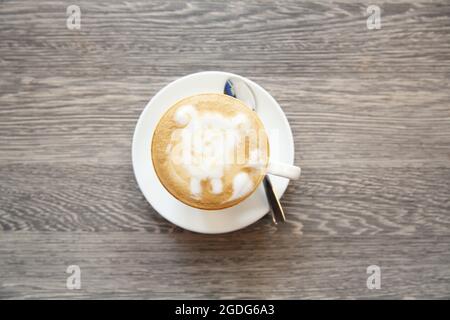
262, 175, 286, 224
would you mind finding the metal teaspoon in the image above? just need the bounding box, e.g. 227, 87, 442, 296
224, 78, 286, 224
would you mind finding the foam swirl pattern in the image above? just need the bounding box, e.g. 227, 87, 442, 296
151, 93, 269, 210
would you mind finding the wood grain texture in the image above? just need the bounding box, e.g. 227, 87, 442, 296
1, 232, 449, 299
1, 0, 449, 299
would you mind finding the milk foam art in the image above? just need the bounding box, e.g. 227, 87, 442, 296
167, 104, 266, 201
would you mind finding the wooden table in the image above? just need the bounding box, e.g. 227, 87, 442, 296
1, 0, 449, 299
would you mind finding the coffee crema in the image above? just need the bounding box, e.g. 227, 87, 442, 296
151, 93, 269, 210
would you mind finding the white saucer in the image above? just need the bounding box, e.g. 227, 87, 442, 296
132, 71, 295, 234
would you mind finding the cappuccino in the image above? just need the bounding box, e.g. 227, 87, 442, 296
151, 93, 269, 210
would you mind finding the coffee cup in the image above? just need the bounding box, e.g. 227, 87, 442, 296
152, 93, 300, 210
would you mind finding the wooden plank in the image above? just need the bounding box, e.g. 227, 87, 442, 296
0, 232, 449, 299
0, 75, 449, 164
1, 164, 449, 235
1, 1, 450, 78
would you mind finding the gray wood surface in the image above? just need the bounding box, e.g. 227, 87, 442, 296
1, 0, 449, 299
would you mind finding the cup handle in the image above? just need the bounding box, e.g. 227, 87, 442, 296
267, 161, 301, 180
